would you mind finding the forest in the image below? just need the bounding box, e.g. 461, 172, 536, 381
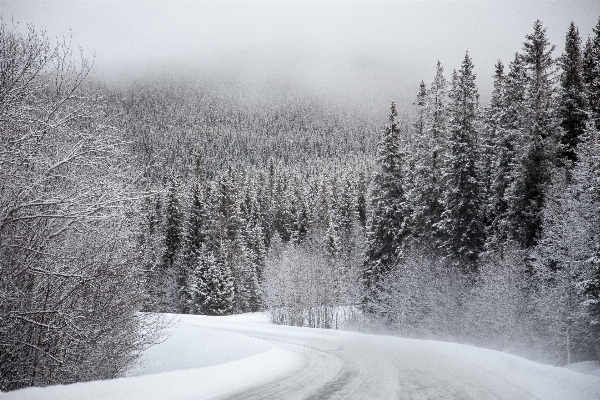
1, 15, 600, 392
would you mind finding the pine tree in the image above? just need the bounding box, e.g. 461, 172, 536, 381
180, 182, 209, 313
408, 80, 431, 242
356, 168, 368, 228
583, 18, 600, 131
364, 102, 411, 305
242, 182, 267, 310
558, 22, 588, 163
140, 193, 166, 311
338, 174, 356, 243
324, 208, 340, 260
438, 52, 484, 271
482, 60, 506, 247
508, 20, 558, 249
426, 61, 449, 250
273, 175, 293, 242
481, 60, 505, 228
159, 179, 183, 311
163, 179, 183, 270
494, 53, 529, 248
192, 248, 234, 315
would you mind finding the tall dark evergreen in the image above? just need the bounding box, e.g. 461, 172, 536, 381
481, 60, 506, 239
438, 52, 484, 270
496, 54, 529, 248
163, 180, 183, 271
409, 81, 432, 242
427, 61, 449, 251
583, 18, 600, 131
558, 22, 588, 163
508, 20, 558, 249
364, 102, 410, 304
179, 182, 208, 313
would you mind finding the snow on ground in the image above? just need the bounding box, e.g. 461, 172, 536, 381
566, 361, 600, 377
4, 313, 600, 400
127, 313, 272, 376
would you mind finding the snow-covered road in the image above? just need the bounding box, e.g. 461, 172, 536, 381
5, 313, 600, 400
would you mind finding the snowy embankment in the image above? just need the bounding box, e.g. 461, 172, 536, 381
4, 313, 600, 400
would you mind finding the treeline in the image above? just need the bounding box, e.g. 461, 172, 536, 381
135, 18, 600, 366
140, 159, 368, 328
363, 20, 600, 364
118, 78, 382, 183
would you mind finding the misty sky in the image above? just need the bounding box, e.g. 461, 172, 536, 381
2, 1, 599, 110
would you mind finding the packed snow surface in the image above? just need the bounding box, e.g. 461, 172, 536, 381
4, 313, 600, 399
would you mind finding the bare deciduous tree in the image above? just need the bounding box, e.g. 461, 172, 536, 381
0, 20, 162, 391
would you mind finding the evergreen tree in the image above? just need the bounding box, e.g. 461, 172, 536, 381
438, 52, 484, 270
495, 53, 528, 248
558, 22, 588, 163
356, 169, 368, 228
424, 61, 449, 251
364, 102, 411, 305
324, 210, 341, 260
152, 179, 183, 311
192, 248, 234, 315
429, 61, 450, 165
482, 60, 506, 247
583, 18, 600, 131
163, 179, 183, 270
273, 175, 293, 242
180, 181, 209, 313
508, 20, 558, 249
140, 194, 166, 311
338, 174, 356, 243
408, 80, 431, 242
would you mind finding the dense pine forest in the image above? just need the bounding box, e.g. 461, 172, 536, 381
2, 15, 600, 392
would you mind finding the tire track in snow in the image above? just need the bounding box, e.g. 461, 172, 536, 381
214, 326, 544, 400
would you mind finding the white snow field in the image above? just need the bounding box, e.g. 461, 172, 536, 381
4, 313, 600, 400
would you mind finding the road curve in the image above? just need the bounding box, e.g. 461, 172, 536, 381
202, 316, 600, 400
4, 314, 600, 400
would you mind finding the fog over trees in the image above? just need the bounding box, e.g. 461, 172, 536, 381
2, 11, 600, 392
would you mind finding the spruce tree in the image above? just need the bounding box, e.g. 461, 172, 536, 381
180, 182, 208, 313
426, 61, 449, 250
409, 80, 431, 242
558, 22, 588, 163
273, 175, 293, 242
364, 102, 411, 305
495, 53, 528, 248
438, 52, 484, 271
163, 179, 183, 271
356, 169, 368, 228
192, 248, 234, 315
583, 18, 600, 131
483, 60, 506, 247
508, 20, 558, 249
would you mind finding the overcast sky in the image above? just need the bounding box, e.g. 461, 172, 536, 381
2, 1, 599, 110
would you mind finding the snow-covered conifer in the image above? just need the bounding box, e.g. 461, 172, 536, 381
364, 102, 411, 306
438, 52, 484, 270
558, 22, 588, 163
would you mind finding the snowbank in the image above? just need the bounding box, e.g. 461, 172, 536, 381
3, 346, 298, 400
